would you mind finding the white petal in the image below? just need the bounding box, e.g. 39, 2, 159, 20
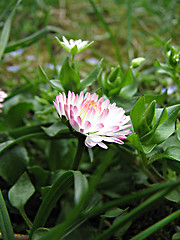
97, 142, 108, 149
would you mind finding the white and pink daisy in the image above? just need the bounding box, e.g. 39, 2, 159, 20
56, 36, 94, 54
0, 89, 7, 113
54, 91, 132, 149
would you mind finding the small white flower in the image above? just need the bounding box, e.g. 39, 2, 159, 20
54, 91, 132, 149
56, 36, 94, 54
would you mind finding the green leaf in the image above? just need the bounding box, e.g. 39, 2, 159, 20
0, 132, 46, 155
140, 107, 168, 143
59, 58, 80, 92
176, 119, 180, 141
0, 190, 15, 240
0, 146, 29, 185
0, 140, 14, 154
119, 69, 137, 98
9, 124, 44, 139
32, 228, 49, 240
108, 65, 120, 83
29, 171, 74, 239
8, 172, 35, 210
162, 135, 180, 151
42, 122, 68, 137
127, 133, 143, 152
28, 166, 50, 189
111, 96, 137, 112
144, 100, 156, 126
165, 187, 180, 203
71, 45, 78, 54
172, 232, 180, 240
120, 68, 133, 89
47, 139, 76, 171
80, 59, 103, 91
5, 102, 33, 128
0, 0, 21, 61
163, 146, 180, 161
138, 116, 151, 136
149, 104, 180, 145
50, 80, 64, 91
113, 211, 132, 238
141, 144, 157, 154
138, 100, 156, 137
141, 105, 180, 152
38, 65, 49, 83
130, 96, 146, 132
73, 171, 88, 204
109, 86, 121, 96
103, 208, 126, 218
144, 91, 167, 105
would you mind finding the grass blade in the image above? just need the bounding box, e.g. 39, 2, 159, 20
94, 185, 179, 240
127, 0, 132, 63
0, 0, 21, 61
0, 190, 15, 240
4, 26, 72, 54
88, 0, 123, 70
29, 171, 74, 239
130, 209, 180, 240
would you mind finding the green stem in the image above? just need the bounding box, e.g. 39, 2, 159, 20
19, 206, 32, 229
163, 159, 168, 179
72, 53, 75, 62
71, 53, 76, 70
71, 136, 85, 170
139, 151, 158, 183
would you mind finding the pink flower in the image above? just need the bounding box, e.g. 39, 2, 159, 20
0, 89, 7, 113
54, 91, 132, 149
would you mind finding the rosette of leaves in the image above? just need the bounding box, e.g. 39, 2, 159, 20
129, 95, 180, 155
98, 65, 137, 99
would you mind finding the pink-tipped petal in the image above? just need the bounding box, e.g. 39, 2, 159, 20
69, 119, 79, 131
77, 116, 82, 126
84, 121, 91, 131
95, 123, 104, 130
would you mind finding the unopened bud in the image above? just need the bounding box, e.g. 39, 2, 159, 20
131, 57, 145, 68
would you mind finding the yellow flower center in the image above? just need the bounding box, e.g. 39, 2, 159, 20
80, 100, 101, 120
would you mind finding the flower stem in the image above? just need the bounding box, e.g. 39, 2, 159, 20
19, 206, 32, 229
71, 136, 85, 170
71, 53, 75, 69
139, 151, 158, 183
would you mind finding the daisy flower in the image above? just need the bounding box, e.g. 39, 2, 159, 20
54, 91, 132, 149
